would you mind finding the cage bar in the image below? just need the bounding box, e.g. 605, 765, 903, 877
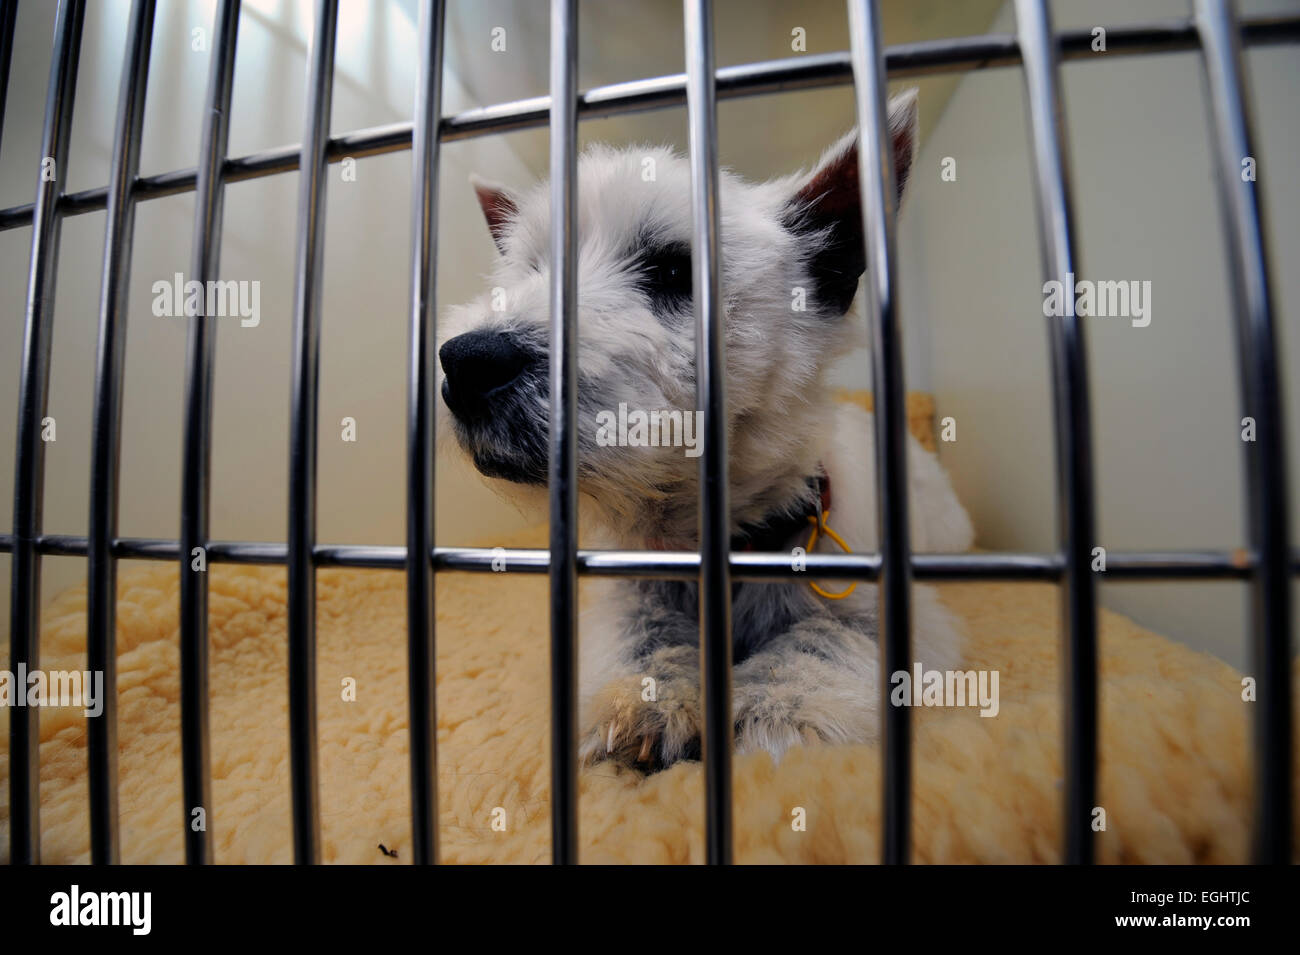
547, 0, 580, 865
178, 0, 240, 867
5, 533, 1290, 581
5, 16, 1295, 236
8, 0, 85, 867
1194, 0, 1294, 866
684, 0, 734, 866
285, 0, 338, 865
847, 0, 914, 866
405, 0, 446, 867
1014, 0, 1099, 865
86, 0, 156, 867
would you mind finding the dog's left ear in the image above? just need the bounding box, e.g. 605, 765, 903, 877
784, 89, 918, 315
470, 173, 519, 254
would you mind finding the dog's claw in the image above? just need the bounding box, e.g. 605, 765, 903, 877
636, 735, 654, 763
606, 721, 618, 755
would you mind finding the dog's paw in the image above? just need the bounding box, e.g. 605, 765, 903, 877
579, 650, 700, 772
732, 675, 873, 764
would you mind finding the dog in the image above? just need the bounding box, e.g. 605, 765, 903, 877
438, 89, 974, 770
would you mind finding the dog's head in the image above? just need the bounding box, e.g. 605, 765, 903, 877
439, 91, 918, 541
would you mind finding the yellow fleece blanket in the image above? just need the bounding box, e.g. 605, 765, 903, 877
2, 531, 1295, 864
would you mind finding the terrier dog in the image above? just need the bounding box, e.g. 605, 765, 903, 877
438, 90, 973, 770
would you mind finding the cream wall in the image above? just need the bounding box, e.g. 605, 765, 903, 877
898, 0, 1300, 669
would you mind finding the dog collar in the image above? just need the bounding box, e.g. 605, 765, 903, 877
730, 468, 831, 553
641, 467, 830, 552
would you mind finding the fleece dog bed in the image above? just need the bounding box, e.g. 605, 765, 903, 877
2, 399, 1296, 863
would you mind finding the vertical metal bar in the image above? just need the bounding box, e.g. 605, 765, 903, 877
86, 0, 156, 867
8, 0, 85, 867
286, 0, 337, 865
683, 0, 733, 866
1195, 0, 1293, 865
406, 0, 446, 867
847, 0, 913, 866
547, 0, 579, 866
0, 0, 18, 156
1014, 0, 1098, 865
179, 0, 239, 866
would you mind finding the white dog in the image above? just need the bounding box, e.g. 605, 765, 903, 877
439, 89, 973, 769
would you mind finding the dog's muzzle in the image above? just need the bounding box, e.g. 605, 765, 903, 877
439, 329, 549, 485
439, 329, 534, 422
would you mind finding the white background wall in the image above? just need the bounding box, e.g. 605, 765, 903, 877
899, 0, 1300, 669
2, 0, 1297, 671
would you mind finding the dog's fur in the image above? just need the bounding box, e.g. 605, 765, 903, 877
438, 90, 974, 769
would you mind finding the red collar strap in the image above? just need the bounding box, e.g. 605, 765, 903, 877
817, 469, 833, 514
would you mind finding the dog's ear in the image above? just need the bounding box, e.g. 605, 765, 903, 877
470, 174, 518, 254
784, 89, 918, 315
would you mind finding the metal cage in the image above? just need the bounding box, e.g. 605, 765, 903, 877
2, 0, 1295, 865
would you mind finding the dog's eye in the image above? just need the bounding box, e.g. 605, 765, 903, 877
638, 246, 693, 313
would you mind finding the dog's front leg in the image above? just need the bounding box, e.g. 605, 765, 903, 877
579, 614, 702, 771
731, 614, 882, 763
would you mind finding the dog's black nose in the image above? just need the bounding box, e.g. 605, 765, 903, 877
440, 330, 532, 419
